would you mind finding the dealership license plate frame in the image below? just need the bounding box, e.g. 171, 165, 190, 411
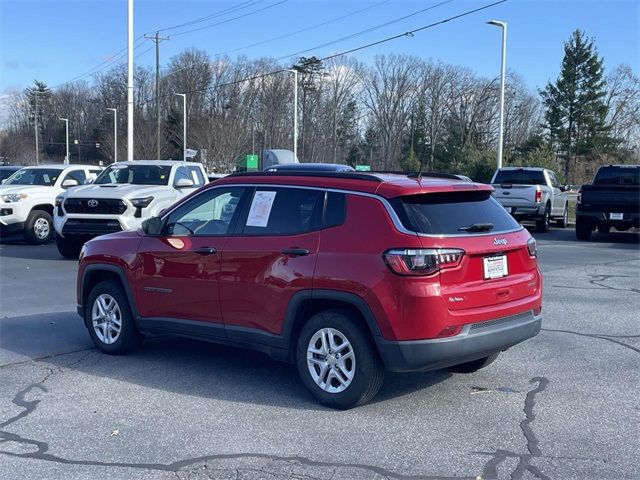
483, 254, 509, 280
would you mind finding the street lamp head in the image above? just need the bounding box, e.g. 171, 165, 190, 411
487, 20, 506, 28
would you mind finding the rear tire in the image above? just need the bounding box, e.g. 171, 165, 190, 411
448, 353, 499, 373
85, 280, 142, 354
576, 218, 592, 240
56, 235, 84, 258
597, 225, 611, 234
23, 210, 53, 244
536, 204, 550, 233
296, 309, 384, 409
556, 203, 569, 228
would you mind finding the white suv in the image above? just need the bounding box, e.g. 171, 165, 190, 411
0, 164, 101, 244
54, 160, 207, 257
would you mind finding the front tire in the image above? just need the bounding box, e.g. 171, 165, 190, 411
536, 204, 551, 233
56, 235, 84, 258
448, 353, 499, 373
24, 210, 53, 244
85, 280, 142, 354
296, 310, 384, 409
597, 225, 611, 234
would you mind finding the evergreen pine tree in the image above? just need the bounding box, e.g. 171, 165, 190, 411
540, 30, 611, 182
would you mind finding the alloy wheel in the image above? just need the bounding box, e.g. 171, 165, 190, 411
92, 294, 122, 345
306, 328, 356, 393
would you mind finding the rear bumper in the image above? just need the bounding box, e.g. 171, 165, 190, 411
576, 210, 639, 227
376, 310, 541, 372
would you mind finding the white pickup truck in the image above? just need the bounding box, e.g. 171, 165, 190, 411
490, 167, 569, 233
0, 164, 102, 243
53, 160, 207, 257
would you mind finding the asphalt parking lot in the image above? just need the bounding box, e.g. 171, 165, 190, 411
1, 229, 639, 480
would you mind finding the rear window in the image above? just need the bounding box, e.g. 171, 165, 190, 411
593, 166, 639, 185
391, 191, 520, 235
493, 169, 546, 185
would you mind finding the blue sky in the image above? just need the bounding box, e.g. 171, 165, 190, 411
1, 0, 638, 96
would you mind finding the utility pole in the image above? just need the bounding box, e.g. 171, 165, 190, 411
34, 93, 39, 165
59, 118, 69, 165
107, 108, 117, 162
175, 93, 187, 161
287, 69, 298, 160
145, 31, 169, 160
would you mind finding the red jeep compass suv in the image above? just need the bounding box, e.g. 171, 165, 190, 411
77, 171, 542, 408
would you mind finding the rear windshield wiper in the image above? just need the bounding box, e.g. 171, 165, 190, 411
458, 223, 494, 232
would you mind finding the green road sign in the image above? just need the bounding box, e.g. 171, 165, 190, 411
355, 165, 371, 171
246, 154, 259, 169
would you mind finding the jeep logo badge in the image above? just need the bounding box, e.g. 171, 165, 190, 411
87, 199, 99, 208
493, 238, 507, 246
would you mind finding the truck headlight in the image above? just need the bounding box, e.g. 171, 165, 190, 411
1, 193, 28, 203
131, 196, 154, 208
55, 195, 65, 208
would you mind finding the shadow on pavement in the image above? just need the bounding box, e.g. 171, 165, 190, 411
1, 311, 451, 410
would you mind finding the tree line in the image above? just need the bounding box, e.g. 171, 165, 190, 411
1, 30, 638, 183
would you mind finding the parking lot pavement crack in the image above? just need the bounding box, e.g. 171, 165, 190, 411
0, 347, 95, 370
478, 377, 549, 480
542, 328, 640, 354
587, 274, 640, 295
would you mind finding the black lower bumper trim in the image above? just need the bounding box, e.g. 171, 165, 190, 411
376, 311, 542, 372
0, 221, 26, 234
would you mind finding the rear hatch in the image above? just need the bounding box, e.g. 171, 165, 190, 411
581, 185, 640, 214
390, 190, 539, 312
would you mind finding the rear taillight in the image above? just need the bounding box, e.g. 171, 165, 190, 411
435, 325, 463, 338
527, 237, 537, 257
534, 189, 542, 203
383, 248, 465, 276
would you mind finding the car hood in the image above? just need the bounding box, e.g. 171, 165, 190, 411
63, 184, 167, 199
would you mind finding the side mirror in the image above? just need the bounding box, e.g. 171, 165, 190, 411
560, 185, 568, 192
62, 178, 79, 188
175, 178, 195, 189
84, 178, 94, 185
1, 179, 6, 185
142, 216, 163, 236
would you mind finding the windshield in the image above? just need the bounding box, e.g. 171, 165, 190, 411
94, 164, 171, 185
493, 170, 546, 185
4, 168, 62, 186
593, 166, 639, 185
391, 191, 520, 235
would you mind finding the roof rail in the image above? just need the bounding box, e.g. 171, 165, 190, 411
225, 171, 384, 182
372, 170, 462, 180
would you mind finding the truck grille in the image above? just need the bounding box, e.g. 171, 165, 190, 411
64, 198, 127, 215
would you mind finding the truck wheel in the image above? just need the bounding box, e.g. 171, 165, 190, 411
575, 218, 592, 240
24, 210, 53, 244
85, 280, 142, 354
448, 353, 499, 373
536, 204, 550, 233
556, 204, 569, 228
296, 310, 384, 409
56, 235, 84, 258
597, 225, 611, 234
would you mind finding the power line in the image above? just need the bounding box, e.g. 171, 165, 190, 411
169, 0, 290, 38
138, 0, 507, 107
152, 0, 265, 33
213, 0, 393, 57
275, 0, 454, 61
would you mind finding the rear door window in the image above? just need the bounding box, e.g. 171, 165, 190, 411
391, 191, 520, 235
242, 187, 325, 236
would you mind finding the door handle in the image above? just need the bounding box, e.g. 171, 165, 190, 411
281, 248, 310, 256
193, 246, 217, 255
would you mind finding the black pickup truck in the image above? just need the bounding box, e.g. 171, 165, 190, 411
576, 165, 639, 240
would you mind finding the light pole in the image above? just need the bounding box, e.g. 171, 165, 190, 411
127, 0, 134, 161
288, 69, 298, 160
59, 118, 69, 165
487, 20, 507, 170
175, 93, 187, 161
107, 108, 118, 162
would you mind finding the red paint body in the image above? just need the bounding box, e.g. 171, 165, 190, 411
78, 173, 542, 346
